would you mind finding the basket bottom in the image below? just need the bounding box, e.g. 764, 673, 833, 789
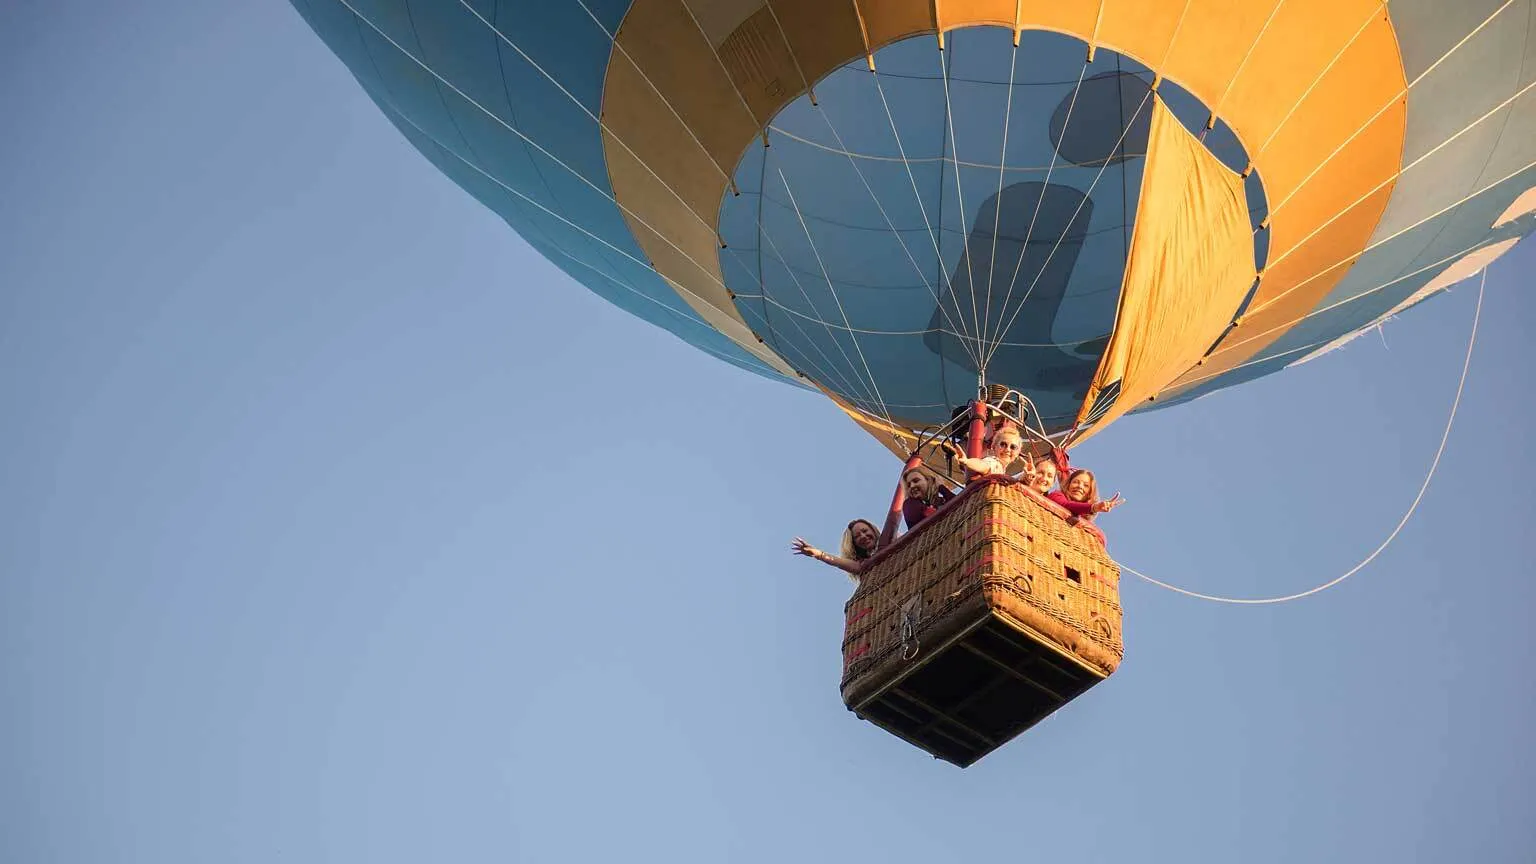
849, 612, 1106, 767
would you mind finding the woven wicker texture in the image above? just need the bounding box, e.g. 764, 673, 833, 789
841, 478, 1123, 709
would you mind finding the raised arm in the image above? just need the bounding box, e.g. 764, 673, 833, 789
1094, 492, 1125, 514
1018, 458, 1039, 486
791, 537, 865, 579
953, 455, 995, 475
941, 440, 994, 476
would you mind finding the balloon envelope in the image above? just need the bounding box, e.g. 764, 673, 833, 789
292, 0, 1536, 445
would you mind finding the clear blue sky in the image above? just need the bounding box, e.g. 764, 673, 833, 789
3, 3, 1533, 862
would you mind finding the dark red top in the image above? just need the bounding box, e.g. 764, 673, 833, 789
1047, 490, 1096, 517
903, 485, 956, 530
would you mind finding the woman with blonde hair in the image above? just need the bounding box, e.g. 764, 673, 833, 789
950, 425, 1026, 479
1023, 454, 1057, 496
792, 518, 880, 582
900, 466, 954, 531
1046, 469, 1124, 547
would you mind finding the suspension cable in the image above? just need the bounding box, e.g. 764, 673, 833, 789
1122, 270, 1485, 605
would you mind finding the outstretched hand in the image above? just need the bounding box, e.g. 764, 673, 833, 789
1095, 492, 1125, 513
1019, 459, 1038, 484
791, 537, 821, 558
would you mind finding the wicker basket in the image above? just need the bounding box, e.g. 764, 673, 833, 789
840, 477, 1123, 766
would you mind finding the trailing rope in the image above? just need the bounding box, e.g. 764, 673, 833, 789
1122, 270, 1485, 605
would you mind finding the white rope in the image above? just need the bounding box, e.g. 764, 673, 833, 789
1253, 3, 1382, 157
751, 183, 893, 406
745, 223, 886, 405
1199, 0, 1286, 142
985, 83, 1156, 370
807, 77, 984, 367
729, 287, 870, 402
777, 168, 898, 427
575, 1, 897, 405
870, 66, 986, 368
1408, 0, 1515, 89
335, 0, 746, 320
721, 290, 1110, 346
672, 0, 759, 124
569, 0, 734, 184
733, 303, 875, 400
1244, 0, 1515, 228
987, 0, 1198, 369
1186, 152, 1535, 384
762, 1, 812, 100
1183, 235, 1511, 383
343, 0, 1521, 406
1180, 0, 1521, 365
472, 0, 902, 428
350, 2, 903, 431
1261, 76, 1536, 273
985, 61, 1089, 355
364, 96, 786, 372
723, 245, 880, 404
1123, 271, 1484, 605
580, 0, 974, 405
451, 0, 980, 412
765, 125, 1057, 171
937, 42, 987, 356
982, 39, 1023, 358
450, 0, 909, 407
1155, 0, 1197, 74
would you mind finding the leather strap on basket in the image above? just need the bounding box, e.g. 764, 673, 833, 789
899, 593, 924, 660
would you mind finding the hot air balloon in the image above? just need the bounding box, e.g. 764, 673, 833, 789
291, 0, 1536, 765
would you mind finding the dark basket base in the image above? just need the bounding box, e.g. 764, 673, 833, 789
848, 609, 1106, 767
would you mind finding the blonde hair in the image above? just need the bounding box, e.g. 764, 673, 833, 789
840, 519, 880, 560
902, 467, 944, 504
990, 427, 1023, 453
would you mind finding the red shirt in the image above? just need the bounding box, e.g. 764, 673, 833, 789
903, 486, 955, 530
1048, 490, 1109, 547
1047, 490, 1096, 517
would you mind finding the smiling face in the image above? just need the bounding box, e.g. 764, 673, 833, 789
903, 469, 931, 500
1032, 459, 1056, 494
1066, 471, 1095, 503
990, 432, 1023, 465
850, 520, 879, 554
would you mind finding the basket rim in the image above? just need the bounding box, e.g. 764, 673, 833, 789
866, 476, 1087, 569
